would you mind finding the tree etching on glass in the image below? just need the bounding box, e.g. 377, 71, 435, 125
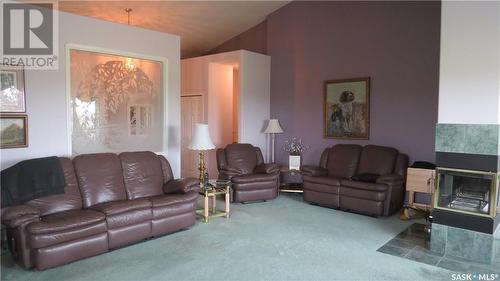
76, 60, 154, 117
73, 60, 156, 151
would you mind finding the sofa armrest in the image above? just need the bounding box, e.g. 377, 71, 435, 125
376, 174, 404, 184
301, 165, 328, 177
377, 174, 405, 216
163, 178, 199, 194
1, 205, 40, 228
254, 163, 279, 174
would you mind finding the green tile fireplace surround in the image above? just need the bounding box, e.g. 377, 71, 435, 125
436, 124, 500, 156
434, 123, 500, 234
435, 124, 500, 172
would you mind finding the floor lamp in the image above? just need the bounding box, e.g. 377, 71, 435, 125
188, 123, 215, 185
264, 119, 284, 163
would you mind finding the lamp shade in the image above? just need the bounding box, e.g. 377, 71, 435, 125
188, 123, 216, 150
264, 119, 284, 134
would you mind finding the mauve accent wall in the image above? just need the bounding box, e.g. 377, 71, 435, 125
206, 20, 267, 56
209, 1, 441, 166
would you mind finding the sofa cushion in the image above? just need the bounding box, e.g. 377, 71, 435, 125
340, 186, 386, 201
303, 175, 341, 186
351, 173, 379, 183
327, 144, 362, 179
303, 180, 340, 195
73, 153, 127, 208
340, 196, 384, 216
27, 157, 83, 216
225, 144, 257, 174
357, 145, 398, 176
90, 199, 151, 216
232, 181, 277, 191
119, 151, 164, 200
150, 194, 197, 219
340, 180, 387, 192
28, 221, 106, 249
27, 209, 105, 234
152, 202, 196, 219
148, 191, 198, 208
105, 209, 152, 229
232, 173, 277, 184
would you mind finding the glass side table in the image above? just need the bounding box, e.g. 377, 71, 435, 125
196, 180, 231, 223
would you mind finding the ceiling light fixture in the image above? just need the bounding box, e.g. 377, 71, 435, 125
124, 8, 135, 71
124, 8, 132, 25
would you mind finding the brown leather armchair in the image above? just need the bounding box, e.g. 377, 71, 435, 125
216, 144, 279, 203
1, 151, 199, 270
302, 144, 408, 217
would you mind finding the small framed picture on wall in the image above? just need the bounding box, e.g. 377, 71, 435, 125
324, 77, 370, 139
1, 65, 26, 113
1, 115, 28, 149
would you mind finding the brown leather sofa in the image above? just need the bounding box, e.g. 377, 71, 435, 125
216, 144, 279, 203
302, 144, 408, 217
1, 151, 199, 270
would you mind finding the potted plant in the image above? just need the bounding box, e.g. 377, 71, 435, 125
283, 137, 306, 170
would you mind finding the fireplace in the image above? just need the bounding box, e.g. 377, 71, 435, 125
433, 167, 499, 234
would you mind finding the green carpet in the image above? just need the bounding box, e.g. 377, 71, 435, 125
1, 194, 453, 281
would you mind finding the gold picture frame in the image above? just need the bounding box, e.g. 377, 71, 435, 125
1, 114, 28, 148
324, 77, 370, 139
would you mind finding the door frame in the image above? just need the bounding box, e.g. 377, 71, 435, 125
180, 93, 205, 177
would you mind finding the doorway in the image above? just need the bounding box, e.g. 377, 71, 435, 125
181, 59, 241, 179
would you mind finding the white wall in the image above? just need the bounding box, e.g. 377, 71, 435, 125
207, 62, 234, 176
438, 1, 500, 124
0, 11, 182, 176
239, 51, 271, 155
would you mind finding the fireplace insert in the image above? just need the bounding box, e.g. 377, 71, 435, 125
434, 168, 498, 218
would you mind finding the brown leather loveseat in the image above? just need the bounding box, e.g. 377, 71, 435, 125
216, 143, 280, 203
302, 144, 408, 217
1, 151, 199, 270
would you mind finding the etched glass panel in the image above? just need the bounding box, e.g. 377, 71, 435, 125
70, 49, 163, 154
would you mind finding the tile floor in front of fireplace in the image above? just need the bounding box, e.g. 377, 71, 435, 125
377, 223, 500, 274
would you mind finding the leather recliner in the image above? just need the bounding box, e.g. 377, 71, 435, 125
216, 143, 279, 203
1, 151, 199, 270
302, 144, 408, 217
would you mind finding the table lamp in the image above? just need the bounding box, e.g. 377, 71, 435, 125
264, 119, 284, 163
188, 123, 216, 185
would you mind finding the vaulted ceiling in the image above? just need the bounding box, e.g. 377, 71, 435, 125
58, 1, 289, 58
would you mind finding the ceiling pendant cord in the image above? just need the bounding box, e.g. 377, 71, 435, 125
124, 8, 132, 25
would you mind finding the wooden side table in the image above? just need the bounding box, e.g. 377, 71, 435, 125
279, 166, 303, 193
406, 168, 436, 210
196, 181, 231, 223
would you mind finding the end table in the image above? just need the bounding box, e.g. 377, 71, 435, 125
196, 180, 231, 223
279, 166, 303, 193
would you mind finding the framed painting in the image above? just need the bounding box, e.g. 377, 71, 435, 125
1, 115, 28, 148
0, 65, 26, 113
324, 77, 370, 139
